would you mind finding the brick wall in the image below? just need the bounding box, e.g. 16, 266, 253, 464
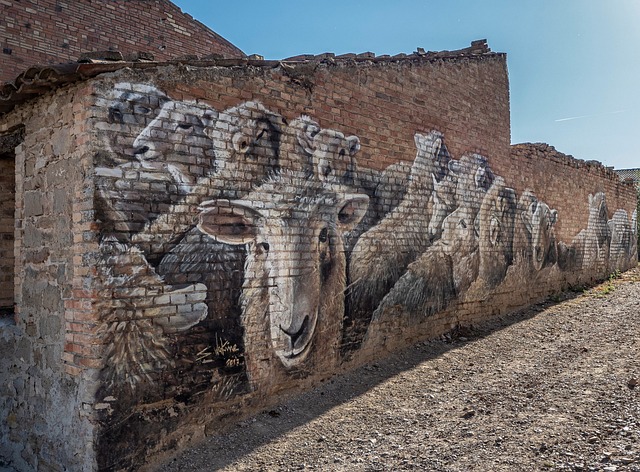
0, 82, 98, 471
0, 46, 637, 471
508, 144, 634, 242
0, 0, 244, 84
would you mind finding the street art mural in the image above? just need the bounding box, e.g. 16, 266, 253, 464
93, 82, 639, 447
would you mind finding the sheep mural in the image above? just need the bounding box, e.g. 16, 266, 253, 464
131, 100, 219, 194
94, 83, 170, 238
196, 173, 368, 389
283, 115, 361, 183
426, 152, 493, 241
93, 83, 638, 435
343, 130, 448, 355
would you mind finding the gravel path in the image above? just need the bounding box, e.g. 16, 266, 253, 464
160, 266, 640, 472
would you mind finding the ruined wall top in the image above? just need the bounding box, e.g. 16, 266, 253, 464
511, 142, 634, 186
0, 39, 501, 117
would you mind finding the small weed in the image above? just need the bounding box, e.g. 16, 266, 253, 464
590, 278, 617, 298
598, 283, 615, 296
608, 270, 621, 282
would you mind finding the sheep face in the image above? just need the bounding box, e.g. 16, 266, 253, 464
522, 199, 558, 271
132, 100, 218, 192
197, 178, 368, 369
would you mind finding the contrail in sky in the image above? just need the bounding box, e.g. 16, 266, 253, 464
555, 110, 626, 122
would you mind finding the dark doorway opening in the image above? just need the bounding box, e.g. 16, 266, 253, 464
0, 126, 23, 321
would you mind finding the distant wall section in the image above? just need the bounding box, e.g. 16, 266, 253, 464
0, 0, 244, 83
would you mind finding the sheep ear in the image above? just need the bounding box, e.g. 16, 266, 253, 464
296, 117, 320, 155
347, 136, 360, 156
337, 194, 369, 231
197, 199, 263, 245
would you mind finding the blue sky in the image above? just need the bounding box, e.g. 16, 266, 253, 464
173, 0, 639, 170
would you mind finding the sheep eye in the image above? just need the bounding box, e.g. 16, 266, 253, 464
319, 228, 328, 243
109, 107, 124, 123
259, 242, 270, 252
138, 105, 151, 113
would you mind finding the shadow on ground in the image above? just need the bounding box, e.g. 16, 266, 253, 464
157, 281, 599, 471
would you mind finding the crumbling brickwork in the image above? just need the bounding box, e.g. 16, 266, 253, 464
0, 43, 637, 471
0, 0, 244, 84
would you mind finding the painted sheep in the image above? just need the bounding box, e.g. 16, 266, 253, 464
607, 209, 632, 272
139, 101, 287, 383
372, 203, 479, 322
211, 101, 284, 194
372, 165, 496, 323
631, 209, 638, 263
373, 161, 412, 215
196, 172, 369, 390
97, 99, 218, 241
475, 176, 517, 289
130, 100, 284, 259
343, 130, 446, 356
132, 99, 219, 194
94, 82, 169, 166
427, 152, 494, 241
283, 115, 361, 183
94, 83, 169, 238
566, 192, 611, 274
97, 99, 286, 397
514, 190, 558, 271
97, 237, 208, 393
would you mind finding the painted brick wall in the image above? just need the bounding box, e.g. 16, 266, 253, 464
84, 55, 635, 470
0, 48, 637, 471
0, 0, 244, 84
508, 144, 636, 242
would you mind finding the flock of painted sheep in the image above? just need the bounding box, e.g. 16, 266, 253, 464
94, 83, 637, 399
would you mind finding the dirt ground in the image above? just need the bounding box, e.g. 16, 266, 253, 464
159, 265, 640, 472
